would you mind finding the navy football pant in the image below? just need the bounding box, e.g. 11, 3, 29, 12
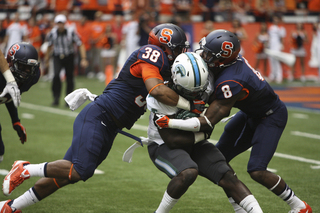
64, 102, 118, 181
216, 104, 287, 173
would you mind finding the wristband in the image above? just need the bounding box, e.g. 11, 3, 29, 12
194, 132, 205, 143
3, 69, 15, 82
204, 115, 214, 129
176, 96, 190, 111
168, 117, 201, 132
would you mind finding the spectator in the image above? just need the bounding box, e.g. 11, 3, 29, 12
45, 14, 88, 106
308, 0, 320, 13
272, 0, 287, 17
87, 11, 106, 78
159, 0, 174, 23
232, 0, 251, 24
26, 16, 42, 56
290, 22, 308, 82
25, 0, 48, 16
200, 20, 214, 38
111, 14, 124, 76
3, 12, 28, 55
121, 12, 139, 59
253, 22, 269, 78
316, 22, 320, 80
76, 16, 91, 76
99, 24, 116, 84
308, 22, 319, 71
268, 15, 286, 83
50, 0, 73, 13
252, 0, 272, 22
138, 13, 153, 47
218, 0, 233, 21
172, 0, 193, 24
199, 0, 218, 22
229, 18, 248, 55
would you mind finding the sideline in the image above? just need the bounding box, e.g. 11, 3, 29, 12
19, 102, 320, 168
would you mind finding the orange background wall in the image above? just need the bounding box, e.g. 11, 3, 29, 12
193, 22, 318, 78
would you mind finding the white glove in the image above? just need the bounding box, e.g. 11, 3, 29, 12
64, 88, 98, 111
0, 81, 21, 107
122, 137, 150, 163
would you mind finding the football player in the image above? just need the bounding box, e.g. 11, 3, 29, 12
0, 42, 40, 162
0, 48, 21, 108
154, 30, 312, 213
0, 23, 206, 212
148, 52, 263, 213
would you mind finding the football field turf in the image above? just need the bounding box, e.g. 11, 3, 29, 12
0, 77, 319, 212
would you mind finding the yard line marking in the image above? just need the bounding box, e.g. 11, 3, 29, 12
292, 113, 309, 119
21, 102, 79, 117
19, 102, 320, 168
291, 131, 320, 140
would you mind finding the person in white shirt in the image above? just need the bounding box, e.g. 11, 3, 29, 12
268, 15, 286, 83
4, 13, 28, 55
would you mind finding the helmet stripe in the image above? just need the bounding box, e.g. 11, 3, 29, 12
185, 52, 200, 87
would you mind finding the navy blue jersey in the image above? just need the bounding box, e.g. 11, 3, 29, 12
213, 55, 280, 118
0, 68, 41, 104
95, 44, 170, 129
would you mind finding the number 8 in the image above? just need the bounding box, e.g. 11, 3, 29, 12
221, 85, 232, 98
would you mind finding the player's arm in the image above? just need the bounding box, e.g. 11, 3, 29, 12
5, 101, 27, 144
142, 63, 205, 113
0, 49, 21, 108
154, 90, 246, 132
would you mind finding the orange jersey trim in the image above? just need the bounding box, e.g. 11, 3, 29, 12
130, 60, 163, 82
149, 83, 164, 94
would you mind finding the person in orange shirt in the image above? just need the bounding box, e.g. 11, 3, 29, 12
88, 11, 106, 78
76, 16, 91, 76
50, 0, 73, 12
26, 17, 42, 55
308, 0, 320, 12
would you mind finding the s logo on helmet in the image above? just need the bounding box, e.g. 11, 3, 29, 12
159, 28, 173, 44
221, 41, 233, 58
8, 44, 20, 57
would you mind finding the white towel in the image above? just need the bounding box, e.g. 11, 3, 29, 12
64, 88, 98, 111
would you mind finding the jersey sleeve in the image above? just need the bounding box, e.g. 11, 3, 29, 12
136, 45, 169, 72
214, 80, 244, 100
130, 60, 163, 82
147, 94, 178, 115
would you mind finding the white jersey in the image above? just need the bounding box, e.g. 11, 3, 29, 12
5, 22, 28, 54
146, 72, 214, 145
268, 25, 286, 51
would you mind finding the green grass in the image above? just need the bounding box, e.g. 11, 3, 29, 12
0, 76, 319, 212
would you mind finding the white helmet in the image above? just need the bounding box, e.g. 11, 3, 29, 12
171, 52, 209, 100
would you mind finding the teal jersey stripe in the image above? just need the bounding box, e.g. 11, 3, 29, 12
185, 52, 201, 87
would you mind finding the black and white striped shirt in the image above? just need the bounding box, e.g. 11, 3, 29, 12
46, 26, 82, 57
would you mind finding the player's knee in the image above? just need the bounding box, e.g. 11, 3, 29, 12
218, 170, 239, 188
179, 168, 198, 186
249, 170, 266, 183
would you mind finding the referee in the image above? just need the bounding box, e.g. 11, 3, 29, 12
45, 14, 88, 106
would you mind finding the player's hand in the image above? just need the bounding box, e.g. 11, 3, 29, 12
0, 82, 21, 108
153, 114, 170, 129
190, 100, 206, 114
204, 129, 213, 140
13, 122, 27, 144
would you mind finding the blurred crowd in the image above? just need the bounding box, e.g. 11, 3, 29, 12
0, 0, 320, 83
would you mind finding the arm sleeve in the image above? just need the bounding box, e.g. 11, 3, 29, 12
131, 60, 163, 82
168, 117, 201, 132
5, 101, 19, 123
